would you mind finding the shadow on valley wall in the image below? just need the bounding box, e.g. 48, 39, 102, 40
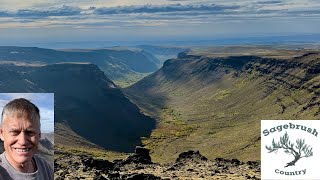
0, 63, 156, 152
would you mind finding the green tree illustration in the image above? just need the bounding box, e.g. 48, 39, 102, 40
265, 132, 313, 168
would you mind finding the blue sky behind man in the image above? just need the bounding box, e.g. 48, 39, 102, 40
0, 93, 54, 133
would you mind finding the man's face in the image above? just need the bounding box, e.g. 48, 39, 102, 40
0, 114, 40, 167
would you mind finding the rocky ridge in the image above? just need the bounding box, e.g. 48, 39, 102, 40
54, 147, 260, 179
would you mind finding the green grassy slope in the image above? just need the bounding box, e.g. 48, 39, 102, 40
125, 52, 320, 163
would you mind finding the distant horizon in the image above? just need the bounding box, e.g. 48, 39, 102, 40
1, 33, 320, 49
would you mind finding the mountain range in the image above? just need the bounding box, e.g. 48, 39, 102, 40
0, 45, 319, 164
0, 46, 188, 87
0, 46, 160, 86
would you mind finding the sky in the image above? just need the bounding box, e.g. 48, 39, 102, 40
0, 0, 319, 47
0, 93, 54, 133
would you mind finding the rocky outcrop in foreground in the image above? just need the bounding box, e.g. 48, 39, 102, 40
54, 147, 260, 179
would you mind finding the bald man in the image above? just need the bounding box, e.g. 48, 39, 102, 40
0, 98, 53, 180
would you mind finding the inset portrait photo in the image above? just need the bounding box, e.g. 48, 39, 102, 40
0, 93, 54, 180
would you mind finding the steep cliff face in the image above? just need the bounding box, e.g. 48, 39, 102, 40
0, 63, 156, 152
125, 52, 319, 162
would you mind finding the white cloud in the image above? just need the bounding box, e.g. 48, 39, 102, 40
0, 0, 178, 10
39, 108, 54, 133
0, 99, 8, 110
5, 93, 35, 100
0, 0, 319, 44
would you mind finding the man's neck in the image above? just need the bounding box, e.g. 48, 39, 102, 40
5, 153, 35, 173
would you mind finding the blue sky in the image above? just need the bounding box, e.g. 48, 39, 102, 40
0, 0, 319, 46
0, 93, 54, 133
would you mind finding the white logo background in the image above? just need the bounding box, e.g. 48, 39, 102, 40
261, 120, 320, 180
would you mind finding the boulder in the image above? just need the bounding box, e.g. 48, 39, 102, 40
82, 156, 114, 172
121, 146, 152, 164
176, 150, 208, 163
